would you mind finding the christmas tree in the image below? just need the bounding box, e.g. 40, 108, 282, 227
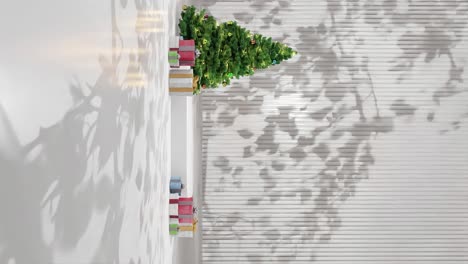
178, 5, 296, 93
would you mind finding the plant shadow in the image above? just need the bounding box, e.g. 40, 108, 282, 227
0, 0, 168, 263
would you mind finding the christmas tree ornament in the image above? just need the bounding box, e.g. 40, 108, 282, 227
227, 72, 234, 78
182, 5, 188, 10
204, 14, 209, 19
272, 60, 277, 65
195, 49, 201, 58
250, 39, 256, 45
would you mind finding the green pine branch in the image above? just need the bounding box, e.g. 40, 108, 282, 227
178, 5, 297, 93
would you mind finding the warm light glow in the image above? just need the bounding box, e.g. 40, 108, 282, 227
136, 17, 162, 22
140, 10, 167, 15
135, 28, 165, 33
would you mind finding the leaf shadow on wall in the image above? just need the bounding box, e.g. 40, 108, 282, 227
201, 0, 467, 262
0, 0, 164, 263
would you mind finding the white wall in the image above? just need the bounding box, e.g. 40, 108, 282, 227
200, 0, 468, 263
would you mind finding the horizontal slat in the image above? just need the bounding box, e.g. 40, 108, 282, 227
201, 0, 468, 262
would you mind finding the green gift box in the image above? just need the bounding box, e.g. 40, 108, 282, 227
168, 51, 179, 67
169, 223, 178, 235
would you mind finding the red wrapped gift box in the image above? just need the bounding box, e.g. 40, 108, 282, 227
179, 40, 195, 51
179, 51, 195, 67
179, 51, 195, 61
179, 39, 195, 66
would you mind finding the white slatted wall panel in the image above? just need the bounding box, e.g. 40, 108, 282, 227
200, 0, 468, 263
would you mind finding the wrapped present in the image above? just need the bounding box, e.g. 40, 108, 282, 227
180, 60, 195, 67
169, 36, 180, 51
179, 51, 195, 61
169, 193, 179, 202
179, 225, 194, 232
179, 197, 193, 203
168, 51, 179, 60
169, 36, 180, 67
170, 183, 183, 195
170, 176, 183, 195
178, 197, 193, 223
177, 207, 193, 218
179, 197, 193, 208
178, 40, 195, 66
169, 192, 179, 218
170, 70, 192, 87
169, 203, 178, 216
171, 176, 181, 181
179, 214, 193, 224
169, 60, 179, 67
169, 223, 178, 235
168, 38, 194, 67
168, 51, 179, 67
179, 197, 193, 204
179, 219, 197, 232
179, 40, 195, 52
178, 224, 193, 238
178, 219, 197, 238
169, 69, 195, 95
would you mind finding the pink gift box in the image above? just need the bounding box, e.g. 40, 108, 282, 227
179, 205, 193, 215
179, 40, 195, 51
178, 197, 193, 215
179, 197, 193, 204
179, 215, 193, 224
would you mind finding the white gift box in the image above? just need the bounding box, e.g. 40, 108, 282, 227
169, 36, 180, 50
169, 68, 195, 95
169, 204, 178, 216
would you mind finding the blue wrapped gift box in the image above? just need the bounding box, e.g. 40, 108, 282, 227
170, 176, 184, 195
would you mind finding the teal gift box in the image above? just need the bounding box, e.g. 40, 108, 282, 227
170, 176, 183, 195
